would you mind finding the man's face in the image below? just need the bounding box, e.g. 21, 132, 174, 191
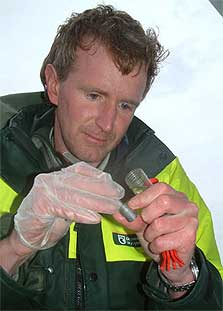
46, 43, 147, 167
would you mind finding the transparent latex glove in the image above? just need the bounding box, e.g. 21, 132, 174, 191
14, 162, 124, 250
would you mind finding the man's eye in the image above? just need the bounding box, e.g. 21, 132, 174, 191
86, 93, 100, 101
119, 102, 134, 111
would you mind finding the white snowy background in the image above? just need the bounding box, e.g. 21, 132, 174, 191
0, 0, 222, 260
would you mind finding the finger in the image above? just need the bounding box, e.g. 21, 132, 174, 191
136, 231, 160, 261
63, 205, 102, 224
143, 214, 189, 243
37, 165, 125, 199
113, 212, 146, 232
140, 197, 198, 226
148, 224, 197, 256
57, 173, 125, 199
36, 187, 123, 216
63, 161, 105, 178
33, 192, 102, 223
63, 162, 119, 191
128, 182, 185, 209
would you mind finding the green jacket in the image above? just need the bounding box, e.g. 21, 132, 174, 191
0, 92, 222, 310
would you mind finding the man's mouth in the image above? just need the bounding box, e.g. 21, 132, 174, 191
83, 132, 108, 145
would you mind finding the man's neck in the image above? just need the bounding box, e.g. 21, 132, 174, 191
62, 151, 110, 170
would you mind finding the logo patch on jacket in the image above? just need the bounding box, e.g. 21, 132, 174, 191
112, 233, 141, 247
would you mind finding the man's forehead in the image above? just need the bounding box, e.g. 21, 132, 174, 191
75, 42, 147, 78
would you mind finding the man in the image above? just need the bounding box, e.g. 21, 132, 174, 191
0, 5, 222, 310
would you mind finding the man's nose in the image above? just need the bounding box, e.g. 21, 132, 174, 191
95, 103, 117, 132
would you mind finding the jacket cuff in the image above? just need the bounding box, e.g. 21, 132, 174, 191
143, 247, 222, 309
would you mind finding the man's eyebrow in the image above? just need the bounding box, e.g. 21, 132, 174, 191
126, 100, 140, 107
79, 85, 108, 96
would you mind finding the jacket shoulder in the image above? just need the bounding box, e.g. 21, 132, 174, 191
0, 91, 49, 129
127, 116, 175, 176
0, 96, 54, 195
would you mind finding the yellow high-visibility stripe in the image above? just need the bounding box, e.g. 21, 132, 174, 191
0, 178, 18, 215
68, 223, 77, 259
68, 218, 149, 261
101, 216, 148, 262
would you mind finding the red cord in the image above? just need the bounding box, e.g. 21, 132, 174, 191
160, 250, 185, 272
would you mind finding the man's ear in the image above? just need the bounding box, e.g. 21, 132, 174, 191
44, 64, 60, 106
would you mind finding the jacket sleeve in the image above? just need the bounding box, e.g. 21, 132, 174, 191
0, 267, 46, 310
156, 157, 223, 279
144, 247, 223, 310
0, 214, 46, 310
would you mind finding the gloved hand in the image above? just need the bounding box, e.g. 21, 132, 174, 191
14, 162, 124, 250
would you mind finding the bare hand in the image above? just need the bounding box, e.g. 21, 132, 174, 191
114, 182, 198, 283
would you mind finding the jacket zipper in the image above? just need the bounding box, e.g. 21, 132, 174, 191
75, 224, 85, 310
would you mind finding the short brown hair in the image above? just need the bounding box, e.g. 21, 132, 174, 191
40, 5, 168, 97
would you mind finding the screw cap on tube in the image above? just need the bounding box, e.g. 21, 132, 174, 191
119, 203, 137, 222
